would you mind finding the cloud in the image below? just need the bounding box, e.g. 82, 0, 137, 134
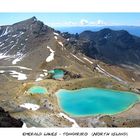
80, 19, 107, 26
48, 21, 78, 27
97, 19, 106, 25
90, 19, 106, 26
80, 19, 88, 25
47, 19, 107, 27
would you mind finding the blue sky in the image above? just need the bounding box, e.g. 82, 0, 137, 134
0, 13, 140, 27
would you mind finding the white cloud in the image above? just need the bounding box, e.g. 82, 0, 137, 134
47, 19, 108, 27
48, 21, 78, 27
80, 19, 88, 25
90, 19, 106, 26
97, 19, 106, 25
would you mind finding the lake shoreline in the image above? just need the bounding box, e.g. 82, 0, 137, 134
55, 87, 140, 118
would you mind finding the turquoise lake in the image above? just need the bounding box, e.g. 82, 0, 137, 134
27, 86, 47, 94
48, 69, 64, 79
56, 88, 140, 117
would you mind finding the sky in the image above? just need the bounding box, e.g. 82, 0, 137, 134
0, 13, 140, 27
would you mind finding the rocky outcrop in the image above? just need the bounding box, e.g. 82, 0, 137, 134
0, 107, 23, 127
64, 70, 82, 80
99, 115, 140, 127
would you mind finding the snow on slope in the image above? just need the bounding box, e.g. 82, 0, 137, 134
9, 70, 27, 80
53, 32, 59, 36
59, 113, 79, 128
57, 41, 65, 50
53, 32, 66, 50
54, 36, 58, 40
83, 57, 93, 64
0, 27, 10, 37
35, 77, 43, 82
12, 57, 22, 64
58, 41, 64, 47
0, 65, 32, 80
20, 103, 40, 111
46, 46, 55, 62
35, 69, 48, 82
70, 53, 85, 63
0, 70, 5, 73
0, 53, 11, 59
96, 64, 125, 82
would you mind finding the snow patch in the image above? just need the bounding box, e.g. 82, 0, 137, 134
59, 113, 79, 128
53, 32, 59, 36
54, 36, 58, 40
12, 54, 26, 65
0, 53, 11, 59
5, 38, 9, 41
132, 78, 135, 81
9, 70, 27, 80
104, 33, 111, 39
96, 67, 104, 74
12, 57, 22, 64
44, 72, 48, 76
10, 41, 14, 44
35, 70, 48, 81
8, 45, 16, 52
43, 69, 48, 72
20, 103, 40, 111
43, 70, 48, 76
40, 74, 44, 77
35, 77, 43, 82
0, 43, 5, 47
58, 41, 64, 47
12, 66, 31, 70
104, 35, 108, 39
96, 65, 124, 82
0, 27, 10, 37
22, 122, 27, 128
70, 53, 85, 63
22, 122, 35, 128
0, 70, 5, 73
19, 31, 24, 36
83, 57, 93, 64
12, 34, 18, 37
46, 46, 55, 62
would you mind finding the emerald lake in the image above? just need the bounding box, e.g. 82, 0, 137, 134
56, 88, 140, 117
48, 69, 64, 79
27, 86, 47, 94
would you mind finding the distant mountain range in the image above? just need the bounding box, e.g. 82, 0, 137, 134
56, 26, 140, 37
62, 28, 140, 66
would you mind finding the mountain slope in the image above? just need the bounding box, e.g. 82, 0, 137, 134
0, 17, 96, 82
0, 17, 54, 65
63, 28, 140, 66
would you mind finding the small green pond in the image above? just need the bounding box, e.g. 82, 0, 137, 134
27, 86, 47, 94
48, 69, 64, 79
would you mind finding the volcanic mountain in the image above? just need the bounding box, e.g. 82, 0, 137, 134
0, 17, 95, 82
